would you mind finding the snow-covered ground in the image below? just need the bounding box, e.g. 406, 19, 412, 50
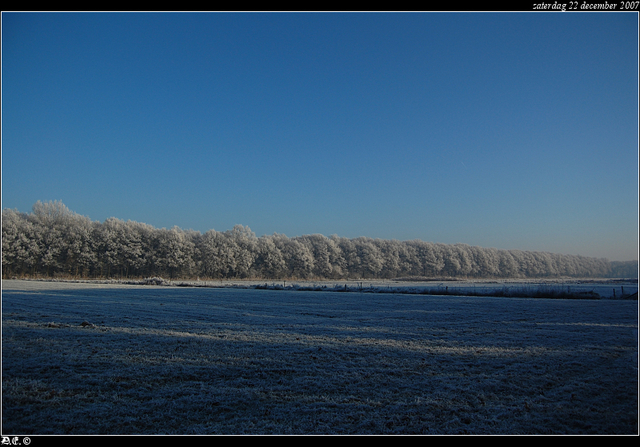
2, 279, 638, 434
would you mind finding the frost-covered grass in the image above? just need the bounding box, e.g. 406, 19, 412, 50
19, 276, 638, 299
2, 279, 638, 435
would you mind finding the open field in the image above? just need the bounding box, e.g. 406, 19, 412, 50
2, 279, 638, 434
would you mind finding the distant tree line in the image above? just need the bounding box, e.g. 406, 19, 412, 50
608, 260, 639, 278
2, 201, 636, 280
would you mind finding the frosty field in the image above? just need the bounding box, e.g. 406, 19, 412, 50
1, 280, 638, 435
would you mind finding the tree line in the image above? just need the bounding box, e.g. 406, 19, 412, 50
2, 200, 635, 280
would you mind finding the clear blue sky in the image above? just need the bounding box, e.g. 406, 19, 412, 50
2, 12, 638, 261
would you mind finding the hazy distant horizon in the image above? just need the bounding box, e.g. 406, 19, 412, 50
2, 12, 638, 262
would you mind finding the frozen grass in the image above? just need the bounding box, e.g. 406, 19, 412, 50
1, 279, 638, 435
25, 276, 637, 299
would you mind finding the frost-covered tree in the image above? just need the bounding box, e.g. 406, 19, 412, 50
31, 200, 74, 226
376, 239, 401, 278
63, 213, 98, 277
282, 237, 315, 279
354, 237, 383, 278
150, 226, 196, 279
31, 201, 74, 276
469, 245, 499, 277
412, 241, 445, 277
2, 209, 40, 276
497, 249, 519, 277
224, 225, 257, 278
335, 237, 360, 278
397, 241, 421, 277
254, 235, 286, 278
1, 201, 623, 280
299, 234, 337, 279
452, 244, 474, 277
328, 234, 347, 278
198, 229, 235, 279
609, 260, 638, 278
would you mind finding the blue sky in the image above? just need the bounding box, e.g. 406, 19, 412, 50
2, 12, 638, 261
